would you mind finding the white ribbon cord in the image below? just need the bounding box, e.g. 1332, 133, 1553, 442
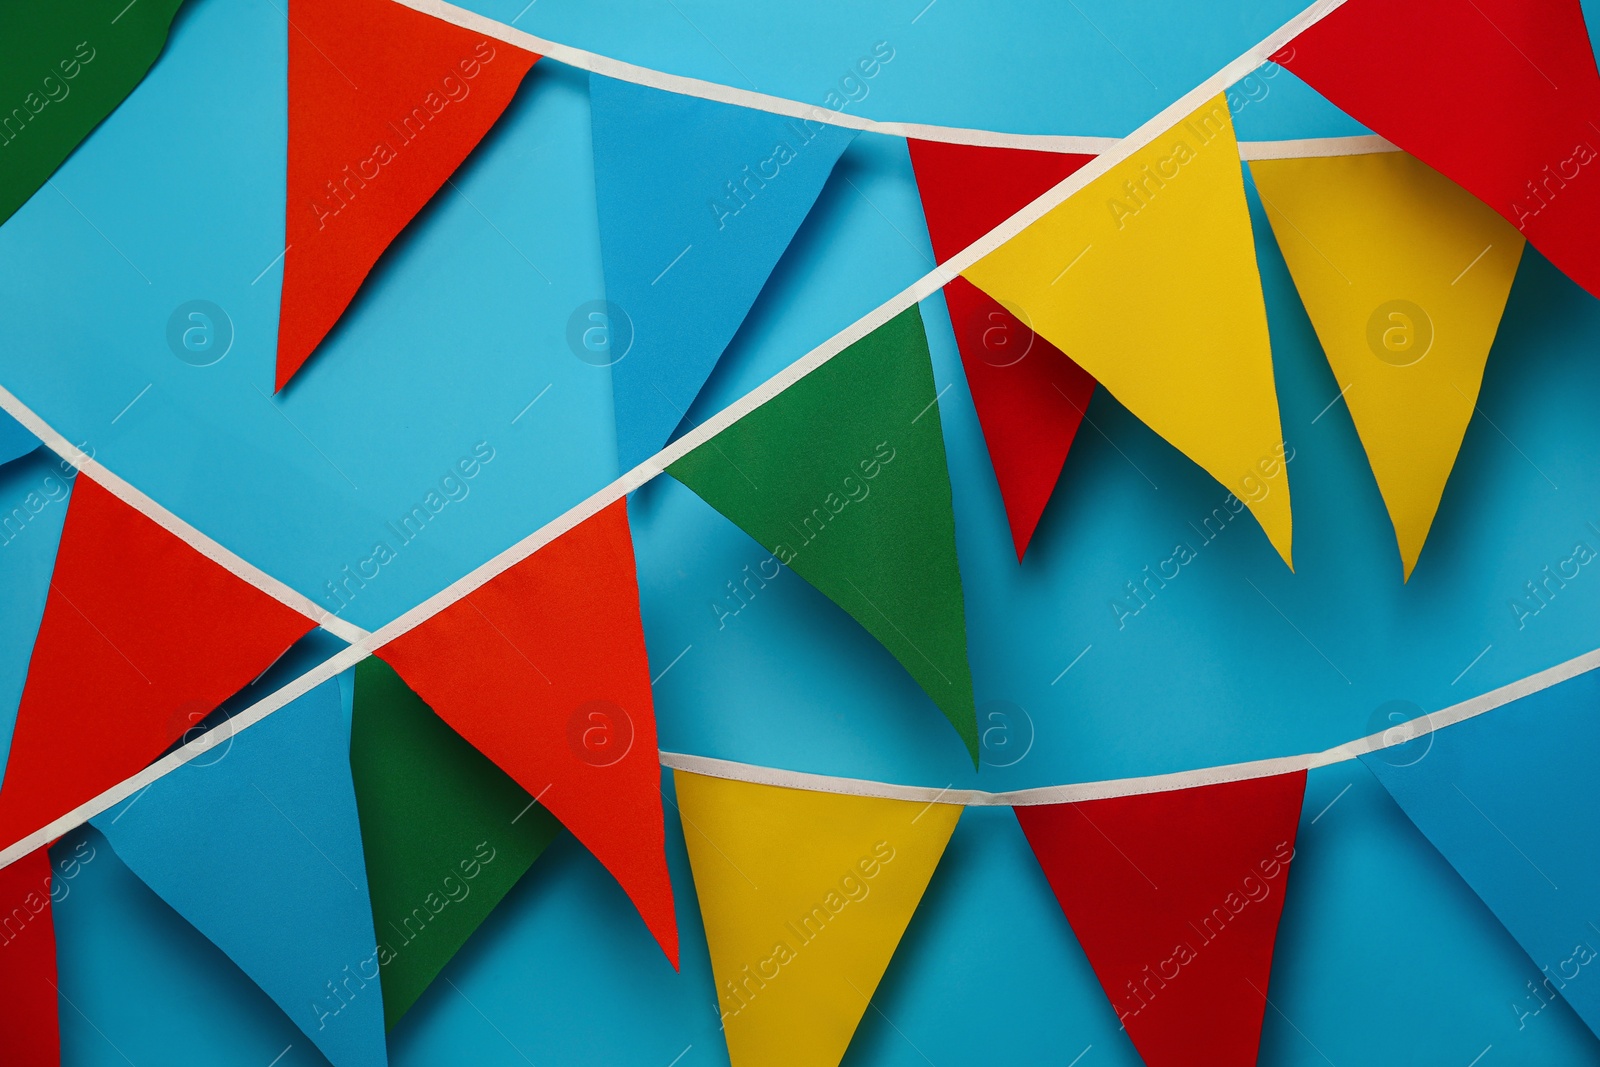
394, 0, 1394, 159
0, 0, 1421, 868
662, 642, 1600, 805
1, 628, 1592, 874
1237, 133, 1397, 160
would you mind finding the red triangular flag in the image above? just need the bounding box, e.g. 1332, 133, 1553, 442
0, 476, 315, 847
277, 0, 540, 389
908, 139, 1098, 560
0, 847, 60, 1065
1014, 772, 1307, 1066
376, 499, 678, 966
1283, 0, 1600, 299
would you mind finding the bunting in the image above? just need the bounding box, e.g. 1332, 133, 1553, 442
276, 0, 540, 389
667, 305, 979, 760
350, 656, 561, 1027
92, 676, 388, 1067
9, 1, 1600, 1059
0, 845, 60, 1066
589, 74, 857, 468
0, 475, 315, 847
1282, 0, 1600, 300
0, 0, 185, 226
1363, 670, 1600, 1038
1014, 772, 1307, 1066
673, 770, 961, 1067
964, 94, 1293, 566
375, 498, 678, 965
908, 138, 1097, 560
1248, 151, 1525, 578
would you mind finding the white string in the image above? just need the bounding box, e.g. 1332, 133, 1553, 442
1238, 133, 1396, 160
392, 0, 1393, 160
663, 640, 1600, 804
3, 613, 1590, 874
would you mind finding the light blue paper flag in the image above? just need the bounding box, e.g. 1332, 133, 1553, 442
0, 411, 39, 470
93, 675, 387, 1067
588, 74, 857, 468
1362, 668, 1600, 1037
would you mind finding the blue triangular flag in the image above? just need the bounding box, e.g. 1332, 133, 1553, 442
1362, 669, 1600, 1036
0, 411, 39, 470
93, 675, 387, 1067
588, 74, 856, 468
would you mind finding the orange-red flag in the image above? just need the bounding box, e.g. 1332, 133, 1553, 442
377, 499, 678, 965
0, 846, 61, 1066
0, 476, 315, 848
277, 0, 539, 388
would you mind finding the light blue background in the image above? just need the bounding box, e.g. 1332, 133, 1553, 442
2, 0, 1598, 1062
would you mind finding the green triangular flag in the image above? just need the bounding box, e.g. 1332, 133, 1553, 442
1, 0, 187, 225
351, 657, 561, 1028
668, 304, 979, 761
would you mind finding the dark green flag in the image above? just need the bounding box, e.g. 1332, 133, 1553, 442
0, 0, 186, 225
668, 304, 979, 762
351, 657, 561, 1028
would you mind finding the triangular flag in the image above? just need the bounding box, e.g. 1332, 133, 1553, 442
589, 74, 857, 468
92, 676, 387, 1067
375, 498, 678, 965
0, 475, 315, 847
1282, 0, 1600, 300
351, 655, 561, 1027
965, 95, 1294, 566
0, 411, 39, 469
0, 0, 185, 225
276, 0, 540, 388
908, 138, 1098, 560
1362, 669, 1600, 1037
673, 770, 961, 1067
667, 305, 979, 761
0, 846, 60, 1066
1249, 151, 1524, 579
1014, 772, 1307, 1066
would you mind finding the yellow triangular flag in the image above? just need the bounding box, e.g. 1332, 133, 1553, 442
1248, 150, 1524, 579
673, 770, 961, 1067
964, 94, 1293, 566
